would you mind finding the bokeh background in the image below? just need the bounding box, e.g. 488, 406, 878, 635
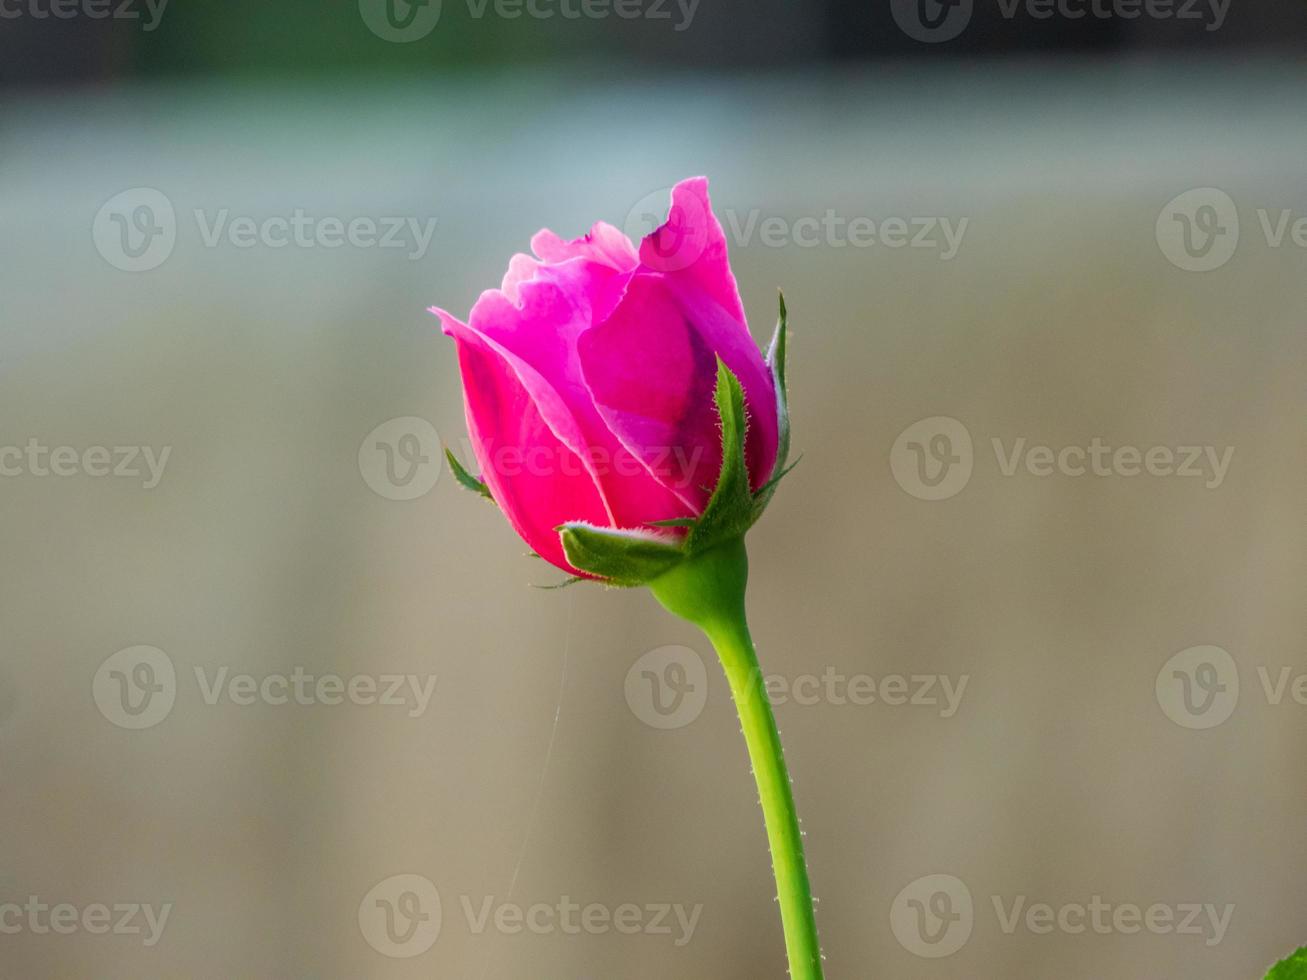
3, 3, 1306, 978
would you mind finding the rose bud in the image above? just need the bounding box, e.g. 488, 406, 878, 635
432, 176, 792, 585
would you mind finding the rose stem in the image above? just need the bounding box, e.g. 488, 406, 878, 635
649, 538, 824, 980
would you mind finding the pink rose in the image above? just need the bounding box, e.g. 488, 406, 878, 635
433, 177, 788, 581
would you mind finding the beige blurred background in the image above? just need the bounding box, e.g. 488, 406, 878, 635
2, 59, 1306, 979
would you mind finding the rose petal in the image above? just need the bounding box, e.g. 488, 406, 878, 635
459, 263, 698, 522
531, 220, 638, 271
578, 272, 777, 509
634, 178, 778, 485
434, 308, 610, 575
637, 176, 746, 325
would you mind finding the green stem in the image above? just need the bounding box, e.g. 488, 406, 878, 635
649, 539, 824, 980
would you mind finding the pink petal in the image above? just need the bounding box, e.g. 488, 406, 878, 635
637, 176, 747, 325
633, 178, 778, 484
499, 253, 541, 304
433, 308, 609, 576
459, 262, 698, 523
577, 272, 777, 509
531, 220, 639, 271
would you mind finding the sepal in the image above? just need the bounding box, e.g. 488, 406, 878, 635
753, 290, 793, 512
684, 358, 758, 552
445, 448, 493, 500
558, 522, 686, 588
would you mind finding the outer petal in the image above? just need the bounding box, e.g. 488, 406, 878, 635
434, 309, 608, 575
634, 178, 778, 483
577, 272, 776, 509
637, 177, 747, 325
461, 259, 698, 523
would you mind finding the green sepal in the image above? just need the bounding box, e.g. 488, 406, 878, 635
445, 448, 493, 500
558, 522, 686, 588
753, 454, 801, 502
753, 290, 792, 513
1267, 947, 1307, 979
531, 575, 587, 591
685, 359, 758, 551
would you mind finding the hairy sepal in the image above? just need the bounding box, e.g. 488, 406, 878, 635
558, 523, 686, 588
445, 448, 493, 500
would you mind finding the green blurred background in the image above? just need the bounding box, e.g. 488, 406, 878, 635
2, 3, 1306, 979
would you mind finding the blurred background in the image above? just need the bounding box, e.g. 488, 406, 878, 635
2, 2, 1306, 978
